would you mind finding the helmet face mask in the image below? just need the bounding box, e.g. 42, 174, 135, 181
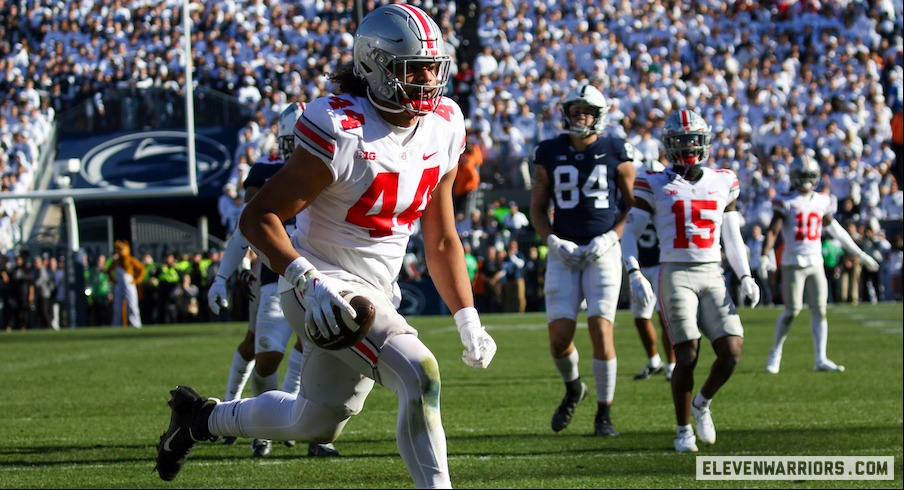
789, 154, 821, 192
353, 4, 452, 116
277, 102, 303, 161
561, 84, 608, 138
663, 109, 712, 179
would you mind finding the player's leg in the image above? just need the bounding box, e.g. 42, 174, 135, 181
376, 333, 451, 489
695, 263, 745, 446
658, 310, 677, 380
281, 337, 304, 395
658, 263, 704, 452
247, 282, 293, 457
281, 337, 341, 455
767, 266, 806, 373
630, 280, 663, 380
583, 243, 622, 436
806, 265, 843, 372
544, 254, 587, 432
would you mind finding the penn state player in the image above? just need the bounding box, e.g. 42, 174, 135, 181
621, 108, 760, 452
529, 83, 636, 438
207, 102, 339, 458
629, 158, 676, 382
759, 153, 879, 374
156, 5, 496, 487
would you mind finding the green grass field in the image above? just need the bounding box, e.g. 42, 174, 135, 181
1, 303, 901, 489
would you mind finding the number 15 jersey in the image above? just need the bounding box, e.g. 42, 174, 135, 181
633, 167, 740, 264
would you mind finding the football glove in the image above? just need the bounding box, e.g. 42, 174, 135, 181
297, 270, 357, 343
547, 234, 583, 269
628, 269, 654, 310
207, 276, 228, 315
238, 269, 258, 301
858, 252, 880, 272
454, 307, 497, 369
582, 230, 618, 263
740, 275, 761, 308
758, 255, 771, 278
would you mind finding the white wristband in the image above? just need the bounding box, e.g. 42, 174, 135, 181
283, 256, 315, 287
453, 307, 481, 332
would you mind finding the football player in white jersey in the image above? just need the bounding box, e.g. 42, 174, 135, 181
620, 109, 760, 453
759, 153, 879, 374
529, 83, 636, 437
629, 158, 676, 382
155, 5, 496, 488
207, 102, 339, 457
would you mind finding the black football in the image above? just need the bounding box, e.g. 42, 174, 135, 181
309, 292, 375, 350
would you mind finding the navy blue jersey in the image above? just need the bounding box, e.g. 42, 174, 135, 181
243, 161, 295, 285
534, 134, 632, 245
637, 223, 660, 267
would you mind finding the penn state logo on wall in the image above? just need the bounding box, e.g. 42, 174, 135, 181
78, 130, 231, 189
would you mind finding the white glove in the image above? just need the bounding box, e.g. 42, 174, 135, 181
758, 255, 771, 278
740, 275, 761, 308
454, 307, 497, 369
547, 234, 583, 269
858, 252, 880, 272
284, 257, 357, 342
207, 276, 228, 315
628, 269, 654, 310
582, 230, 618, 262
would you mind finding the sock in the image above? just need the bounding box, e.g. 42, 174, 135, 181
592, 358, 617, 404
225, 351, 255, 402
811, 317, 828, 364
596, 401, 611, 421
648, 353, 663, 369
281, 348, 304, 395
677, 424, 693, 435
553, 349, 580, 383
772, 309, 795, 353
693, 392, 711, 410
250, 370, 279, 396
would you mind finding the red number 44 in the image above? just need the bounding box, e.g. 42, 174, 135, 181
345, 167, 441, 237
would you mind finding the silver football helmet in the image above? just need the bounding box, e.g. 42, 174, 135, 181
353, 4, 452, 116
662, 108, 712, 178
277, 102, 303, 161
561, 84, 609, 138
789, 153, 821, 192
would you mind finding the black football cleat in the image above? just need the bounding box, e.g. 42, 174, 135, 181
551, 382, 588, 432
155, 386, 218, 481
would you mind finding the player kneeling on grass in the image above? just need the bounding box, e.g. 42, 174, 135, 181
155, 5, 496, 488
620, 108, 760, 453
759, 153, 879, 374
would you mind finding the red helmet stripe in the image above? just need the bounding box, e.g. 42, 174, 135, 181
397, 4, 435, 49
680, 109, 690, 130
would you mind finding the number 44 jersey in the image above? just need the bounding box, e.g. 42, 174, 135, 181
291, 93, 466, 298
633, 167, 740, 264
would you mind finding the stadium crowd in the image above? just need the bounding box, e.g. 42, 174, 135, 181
1, 0, 902, 329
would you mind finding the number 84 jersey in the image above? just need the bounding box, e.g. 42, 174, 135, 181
633, 167, 740, 264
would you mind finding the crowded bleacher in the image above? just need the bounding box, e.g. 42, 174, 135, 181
1, 0, 902, 329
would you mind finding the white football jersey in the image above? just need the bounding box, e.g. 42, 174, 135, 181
291, 93, 466, 298
772, 190, 832, 267
634, 167, 740, 263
